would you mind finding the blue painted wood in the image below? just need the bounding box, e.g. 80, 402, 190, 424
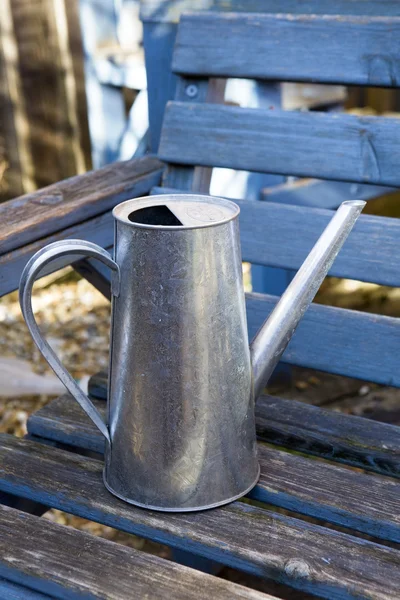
143, 7, 350, 298
142, 22, 178, 153
251, 266, 292, 297
152, 187, 400, 287
262, 179, 397, 209
220, 79, 288, 297
140, 0, 400, 20
239, 202, 400, 287
0, 505, 249, 600
0, 578, 52, 600
162, 77, 222, 191
246, 293, 400, 387
73, 281, 400, 387
255, 395, 400, 478
0, 213, 114, 298
1, 434, 400, 600
159, 102, 400, 186
73, 258, 112, 301
0, 157, 163, 298
27, 392, 400, 541
174, 13, 400, 87
85, 371, 400, 478
0, 155, 164, 256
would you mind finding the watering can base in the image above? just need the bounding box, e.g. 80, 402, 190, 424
102, 466, 260, 512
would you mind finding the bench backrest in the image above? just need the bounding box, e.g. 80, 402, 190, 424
141, 1, 400, 19
157, 12, 400, 387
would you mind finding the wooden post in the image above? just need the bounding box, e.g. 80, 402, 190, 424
0, 0, 91, 201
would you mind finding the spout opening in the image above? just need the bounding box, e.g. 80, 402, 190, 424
341, 200, 366, 208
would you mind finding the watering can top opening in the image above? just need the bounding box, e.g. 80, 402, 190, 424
113, 194, 239, 230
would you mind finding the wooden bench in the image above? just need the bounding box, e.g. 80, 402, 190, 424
141, 0, 400, 298
0, 9, 400, 599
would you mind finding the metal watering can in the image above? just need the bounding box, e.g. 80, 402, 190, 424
20, 195, 364, 511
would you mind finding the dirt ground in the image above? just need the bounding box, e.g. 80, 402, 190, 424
0, 269, 398, 599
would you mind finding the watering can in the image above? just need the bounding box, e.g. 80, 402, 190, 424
19, 195, 364, 511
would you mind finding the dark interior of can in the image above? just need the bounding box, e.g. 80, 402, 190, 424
128, 205, 183, 226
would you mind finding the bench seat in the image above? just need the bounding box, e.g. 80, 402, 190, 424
0, 433, 399, 600
0, 503, 267, 600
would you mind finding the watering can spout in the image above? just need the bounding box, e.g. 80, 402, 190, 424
250, 200, 366, 397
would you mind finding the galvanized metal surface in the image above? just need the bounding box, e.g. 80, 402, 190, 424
19, 195, 364, 511
105, 195, 258, 510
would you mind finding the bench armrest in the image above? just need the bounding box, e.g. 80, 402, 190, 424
0, 156, 164, 297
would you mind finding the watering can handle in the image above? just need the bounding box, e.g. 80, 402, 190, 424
19, 240, 120, 443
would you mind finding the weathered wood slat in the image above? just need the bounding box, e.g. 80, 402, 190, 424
0, 578, 52, 600
27, 393, 400, 542
261, 179, 397, 210
0, 213, 114, 298
246, 293, 400, 387
255, 446, 400, 541
87, 371, 400, 477
0, 504, 268, 600
87, 371, 108, 400
8, 232, 397, 386
255, 396, 400, 478
152, 186, 400, 287
0, 435, 399, 600
13, 265, 397, 385
6, 233, 400, 387
159, 102, 400, 186
162, 77, 226, 192
90, 369, 400, 473
174, 13, 400, 87
141, 0, 400, 21
0, 155, 164, 256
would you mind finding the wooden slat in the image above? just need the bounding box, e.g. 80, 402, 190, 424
0, 155, 164, 256
0, 505, 269, 600
153, 187, 400, 287
141, 0, 400, 21
163, 76, 226, 192
87, 371, 400, 477
174, 13, 400, 87
261, 179, 397, 210
27, 393, 400, 542
246, 294, 400, 387
67, 279, 399, 388
159, 102, 400, 186
255, 395, 400, 478
0, 578, 52, 600
0, 435, 399, 600
0, 212, 114, 298
255, 446, 400, 542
